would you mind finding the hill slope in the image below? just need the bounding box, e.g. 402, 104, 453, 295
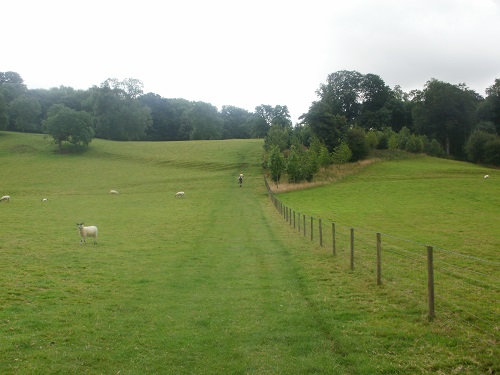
0, 132, 497, 374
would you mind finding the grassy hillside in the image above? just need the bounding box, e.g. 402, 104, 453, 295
1, 132, 498, 374
275, 154, 499, 258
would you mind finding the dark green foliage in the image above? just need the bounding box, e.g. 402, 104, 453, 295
376, 128, 393, 150
424, 138, 446, 158
220, 105, 253, 139
2, 70, 498, 168
286, 145, 303, 183
331, 141, 352, 165
42, 104, 94, 149
386, 97, 413, 132
465, 130, 497, 164
412, 79, 479, 157
475, 121, 496, 134
264, 125, 290, 151
90, 80, 152, 141
481, 78, 500, 134
318, 143, 331, 168
484, 137, 500, 165
189, 101, 222, 140
302, 101, 348, 151
8, 95, 41, 132
316, 70, 363, 122
366, 130, 379, 149
267, 144, 286, 187
304, 148, 319, 181
140, 95, 193, 141
346, 127, 369, 161
405, 134, 425, 153
255, 104, 292, 128
388, 127, 411, 150
0, 93, 7, 130
290, 124, 314, 147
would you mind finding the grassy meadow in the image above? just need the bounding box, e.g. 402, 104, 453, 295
274, 154, 499, 258
0, 131, 498, 374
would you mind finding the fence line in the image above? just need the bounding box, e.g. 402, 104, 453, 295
264, 176, 499, 343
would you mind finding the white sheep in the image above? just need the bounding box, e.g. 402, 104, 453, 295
1, 195, 10, 202
110, 189, 119, 195
484, 175, 489, 179
175, 191, 185, 197
42, 198, 48, 202
76, 223, 98, 245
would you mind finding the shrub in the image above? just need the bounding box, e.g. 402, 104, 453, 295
465, 130, 496, 164
425, 138, 446, 157
484, 138, 500, 165
267, 145, 286, 187
366, 130, 379, 149
406, 134, 425, 153
346, 127, 369, 161
331, 141, 352, 165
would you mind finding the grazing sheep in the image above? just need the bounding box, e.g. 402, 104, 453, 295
484, 175, 489, 179
1, 195, 10, 202
175, 191, 185, 197
42, 198, 48, 202
110, 189, 119, 195
76, 223, 98, 245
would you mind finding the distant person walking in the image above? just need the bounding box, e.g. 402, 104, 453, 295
238, 173, 243, 187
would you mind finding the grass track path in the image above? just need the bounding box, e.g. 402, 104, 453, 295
149, 166, 351, 373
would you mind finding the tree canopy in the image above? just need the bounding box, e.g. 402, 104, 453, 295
42, 104, 94, 149
0, 70, 498, 165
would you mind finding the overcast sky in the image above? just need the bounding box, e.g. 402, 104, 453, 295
3, 0, 500, 123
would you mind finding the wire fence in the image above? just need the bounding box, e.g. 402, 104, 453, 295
264, 176, 499, 345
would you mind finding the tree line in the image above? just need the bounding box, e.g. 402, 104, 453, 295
0, 72, 292, 148
264, 70, 500, 186
1, 70, 499, 168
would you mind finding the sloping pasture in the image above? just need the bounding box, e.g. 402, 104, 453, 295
274, 154, 499, 370
0, 132, 498, 374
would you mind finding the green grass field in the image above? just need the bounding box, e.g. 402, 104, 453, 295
275, 155, 498, 258
1, 132, 498, 374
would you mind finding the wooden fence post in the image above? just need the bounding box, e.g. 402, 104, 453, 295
310, 217, 314, 241
289, 208, 292, 227
332, 223, 336, 256
293, 210, 296, 229
376, 233, 382, 285
427, 245, 435, 321
350, 228, 354, 270
298, 212, 300, 232
303, 215, 306, 236
319, 219, 323, 247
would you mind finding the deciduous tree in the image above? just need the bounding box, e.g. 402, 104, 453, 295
301, 100, 348, 151
412, 79, 479, 157
9, 95, 41, 132
42, 104, 94, 149
267, 145, 286, 187
90, 79, 152, 141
